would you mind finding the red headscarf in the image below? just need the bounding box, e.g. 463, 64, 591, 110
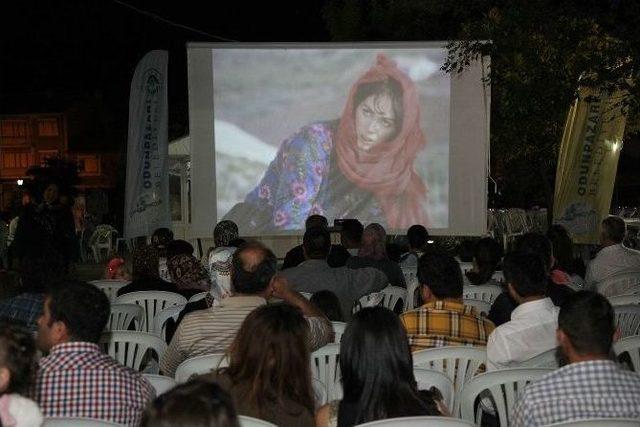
335, 54, 430, 228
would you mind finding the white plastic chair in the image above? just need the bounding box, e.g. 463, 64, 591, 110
614, 305, 640, 338
546, 418, 640, 426
413, 367, 455, 411
99, 331, 167, 373
300, 292, 313, 300
311, 343, 342, 401
89, 279, 130, 302
114, 291, 187, 333
517, 348, 559, 369
463, 298, 492, 316
597, 273, 640, 298
404, 276, 422, 311
380, 285, 407, 311
609, 294, 640, 306
401, 266, 417, 287
331, 321, 346, 343
238, 415, 278, 427
614, 335, 640, 372
175, 353, 229, 383
459, 368, 553, 426
462, 284, 503, 303
106, 304, 143, 331
187, 291, 209, 303
143, 373, 176, 396
352, 291, 386, 314
312, 377, 328, 407
43, 418, 121, 427
355, 416, 475, 427
492, 271, 505, 283
412, 346, 487, 412
152, 304, 186, 341
89, 225, 118, 262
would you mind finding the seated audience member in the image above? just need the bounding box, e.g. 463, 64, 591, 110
167, 254, 211, 293
399, 224, 430, 269
204, 220, 240, 300
207, 304, 317, 427
488, 233, 574, 327
400, 252, 495, 350
310, 290, 344, 322
117, 245, 186, 297
316, 307, 444, 427
281, 227, 388, 321
141, 378, 240, 427
547, 224, 585, 289
340, 219, 363, 256
486, 252, 559, 370
167, 239, 195, 258
464, 237, 503, 286
346, 223, 406, 287
104, 256, 131, 280
0, 319, 43, 427
512, 291, 640, 426
160, 242, 331, 377
586, 215, 640, 295
34, 281, 153, 425
281, 215, 350, 270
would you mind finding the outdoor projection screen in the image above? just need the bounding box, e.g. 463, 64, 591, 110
187, 43, 489, 237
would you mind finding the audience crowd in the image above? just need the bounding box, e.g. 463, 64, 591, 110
1, 208, 640, 427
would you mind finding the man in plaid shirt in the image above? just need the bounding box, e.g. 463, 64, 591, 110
400, 251, 495, 351
34, 280, 154, 426
512, 291, 640, 426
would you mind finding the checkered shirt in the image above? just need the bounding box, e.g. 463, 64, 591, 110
34, 342, 154, 426
400, 300, 495, 351
0, 293, 44, 332
511, 360, 640, 427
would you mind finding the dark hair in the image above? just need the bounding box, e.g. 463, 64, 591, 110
152, 228, 174, 248
310, 290, 344, 322
601, 216, 626, 244
417, 252, 463, 299
0, 318, 37, 394
46, 281, 110, 343
141, 378, 240, 427
303, 226, 331, 260
559, 291, 615, 356
547, 224, 576, 274
228, 238, 246, 248
503, 252, 547, 298
305, 215, 328, 230
353, 78, 404, 138
167, 240, 194, 258
465, 237, 503, 285
223, 304, 314, 417
341, 219, 364, 245
339, 307, 437, 426
515, 232, 553, 271
457, 240, 475, 263
407, 225, 429, 250
231, 242, 276, 294
214, 220, 239, 248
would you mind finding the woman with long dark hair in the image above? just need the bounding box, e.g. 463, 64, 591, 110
464, 237, 503, 286
316, 307, 443, 427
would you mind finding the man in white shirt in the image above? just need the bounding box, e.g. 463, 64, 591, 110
487, 252, 559, 371
585, 215, 640, 295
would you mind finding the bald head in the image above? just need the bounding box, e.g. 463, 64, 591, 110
231, 242, 277, 294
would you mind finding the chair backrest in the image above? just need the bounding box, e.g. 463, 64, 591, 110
238, 415, 278, 427
312, 377, 328, 407
89, 279, 130, 303
413, 367, 455, 411
462, 298, 492, 316
99, 331, 167, 372
152, 304, 187, 340
517, 348, 559, 369
331, 321, 346, 343
459, 368, 553, 427
143, 374, 176, 396
597, 273, 640, 297
492, 271, 505, 283
462, 284, 503, 303
380, 285, 406, 311
43, 418, 121, 427
546, 418, 640, 427
614, 335, 640, 372
187, 291, 209, 303
300, 292, 313, 300
614, 304, 640, 338
355, 416, 475, 427
311, 343, 342, 401
175, 353, 229, 383
412, 345, 487, 412
404, 275, 422, 311
106, 304, 143, 331
114, 291, 187, 333
352, 291, 386, 314
609, 294, 640, 306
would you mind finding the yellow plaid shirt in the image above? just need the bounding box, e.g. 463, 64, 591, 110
400, 299, 495, 351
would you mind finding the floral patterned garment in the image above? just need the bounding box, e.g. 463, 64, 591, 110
244, 121, 385, 231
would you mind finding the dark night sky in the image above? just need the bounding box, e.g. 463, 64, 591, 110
0, 0, 332, 150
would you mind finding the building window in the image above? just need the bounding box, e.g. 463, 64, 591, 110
0, 120, 28, 141
77, 155, 100, 176
37, 118, 60, 137
2, 151, 33, 169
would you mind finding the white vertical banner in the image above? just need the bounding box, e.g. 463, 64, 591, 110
124, 50, 170, 239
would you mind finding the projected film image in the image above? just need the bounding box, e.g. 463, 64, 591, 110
213, 48, 450, 233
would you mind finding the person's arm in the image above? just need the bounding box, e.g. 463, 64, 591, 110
159, 321, 188, 377
485, 329, 510, 371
